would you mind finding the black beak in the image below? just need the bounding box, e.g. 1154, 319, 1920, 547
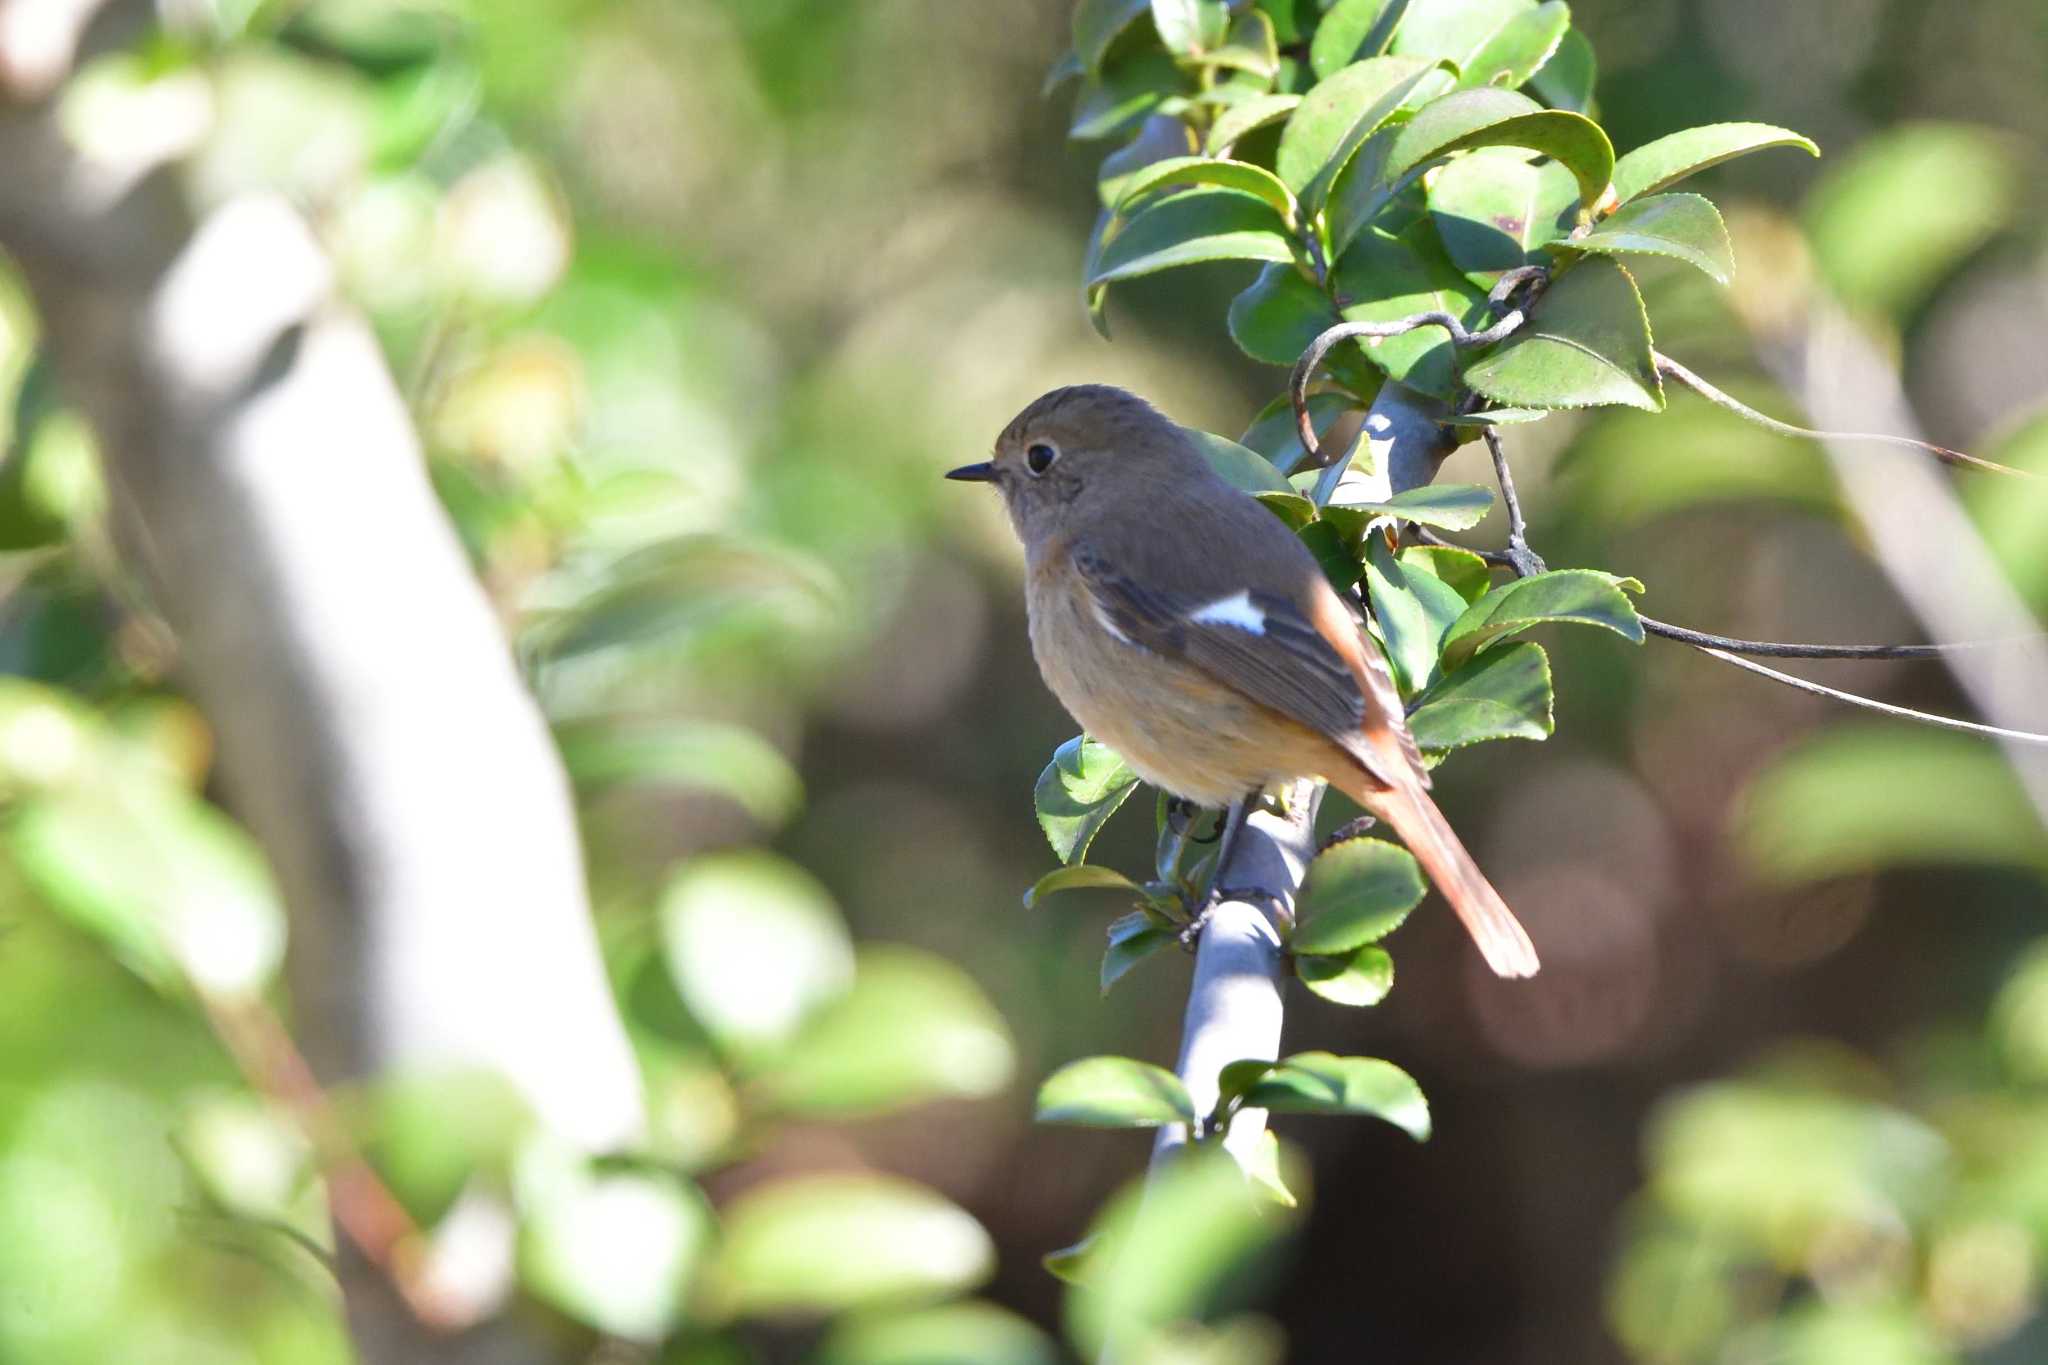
945, 462, 997, 483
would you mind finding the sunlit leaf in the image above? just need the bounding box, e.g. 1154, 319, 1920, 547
1274, 54, 1439, 200
1035, 735, 1141, 864
1397, 543, 1492, 603
1439, 568, 1645, 668
1362, 534, 1471, 695
1076, 0, 1156, 71
1071, 52, 1185, 140
1228, 262, 1339, 365
1406, 640, 1552, 751
1572, 192, 1734, 285
1336, 482, 1494, 531
1182, 428, 1295, 493
1205, 93, 1301, 155
1290, 837, 1426, 955
521, 1162, 712, 1341
1207, 8, 1279, 77
1296, 944, 1395, 1006
1611, 121, 1819, 203
556, 719, 802, 828
1462, 256, 1663, 411
1037, 1055, 1196, 1128
1237, 1051, 1430, 1138
1383, 88, 1614, 210
1102, 911, 1178, 994
1527, 26, 1596, 113
1099, 114, 1200, 206
1425, 145, 1579, 282
1151, 0, 1229, 56
1331, 219, 1488, 399
1309, 0, 1412, 78
815, 1300, 1061, 1365
1112, 156, 1297, 222
1448, 0, 1569, 92
1088, 189, 1296, 288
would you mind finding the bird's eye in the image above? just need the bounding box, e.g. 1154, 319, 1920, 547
1025, 441, 1058, 475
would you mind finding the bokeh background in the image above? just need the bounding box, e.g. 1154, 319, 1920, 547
0, 1, 2045, 1362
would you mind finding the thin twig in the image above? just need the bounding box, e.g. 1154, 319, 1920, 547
1289, 310, 1524, 465
1690, 648, 2048, 746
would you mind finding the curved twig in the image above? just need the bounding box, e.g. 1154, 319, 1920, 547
1290, 310, 1525, 465
1688, 647, 2048, 745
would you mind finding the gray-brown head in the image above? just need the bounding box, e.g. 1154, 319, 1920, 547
946, 385, 1210, 545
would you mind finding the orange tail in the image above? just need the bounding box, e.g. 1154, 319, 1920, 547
1341, 772, 1539, 978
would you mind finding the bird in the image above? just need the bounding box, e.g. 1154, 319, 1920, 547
948, 384, 1538, 978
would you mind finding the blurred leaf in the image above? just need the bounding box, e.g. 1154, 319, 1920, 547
284, 0, 458, 73
1103, 911, 1177, 994
1025, 864, 1146, 909
1228, 263, 1339, 366
364, 1069, 533, 1225
1526, 26, 1596, 113
1739, 727, 2048, 883
1425, 145, 1578, 282
1065, 1149, 1294, 1356
813, 1300, 1061, 1365
1291, 836, 1426, 954
1554, 392, 1828, 527
716, 1175, 995, 1317
1571, 192, 1734, 285
1240, 1129, 1300, 1209
1966, 415, 2048, 615
1037, 1056, 1195, 1128
1332, 219, 1488, 399
1207, 9, 1279, 78
1440, 568, 1645, 668
1384, 88, 1613, 211
1036, 735, 1141, 864
1044, 1233, 1100, 1286
1463, 256, 1663, 411
1151, 0, 1229, 57
1337, 482, 1494, 531
1076, 0, 1156, 71
1310, 0, 1412, 78
1274, 54, 1439, 199
1253, 489, 1317, 529
1100, 114, 1201, 207
1448, 0, 1569, 92
557, 720, 802, 828
1205, 93, 1301, 155
1071, 52, 1185, 140
0, 358, 75, 551
1611, 121, 1820, 203
521, 1162, 713, 1341
1112, 156, 1297, 222
1181, 428, 1295, 493
177, 1094, 318, 1229
1236, 1052, 1430, 1138
370, 59, 476, 169
1406, 641, 1552, 751
1362, 534, 1471, 694
1804, 123, 2013, 321
763, 947, 1015, 1118
1088, 189, 1296, 290
659, 853, 854, 1053
1397, 543, 1491, 603
1296, 944, 1395, 1006
1043, 48, 1085, 97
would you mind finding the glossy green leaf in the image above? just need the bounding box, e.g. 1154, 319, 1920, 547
1397, 543, 1492, 603
1309, 0, 1412, 78
1291, 835, 1426, 954
1406, 640, 1552, 751
1425, 145, 1579, 282
1610, 121, 1820, 203
1462, 255, 1663, 411
520, 1163, 712, 1341
1035, 734, 1140, 864
1098, 114, 1199, 206
1036, 1055, 1197, 1128
1182, 427, 1295, 493
716, 1175, 994, 1316
1450, 0, 1568, 91
815, 1301, 1061, 1365
1391, 0, 1527, 68
1076, 0, 1155, 71
1024, 864, 1145, 909
1205, 93, 1301, 155
1238, 1051, 1430, 1138
1274, 54, 1438, 198
1440, 568, 1645, 669
1572, 192, 1735, 285
1332, 220, 1488, 399
1239, 391, 1364, 475
1337, 482, 1494, 531
1151, 0, 1229, 55
659, 852, 853, 1051
1071, 52, 1185, 140
1228, 262, 1338, 365
1089, 188, 1296, 288
1102, 911, 1177, 993
1527, 25, 1595, 112
1362, 525, 1472, 695
556, 719, 802, 828
1297, 944, 1395, 1006
1253, 489, 1318, 529
1207, 9, 1279, 77
1385, 88, 1613, 208
763, 947, 1015, 1117
1740, 727, 2048, 882
1112, 155, 1297, 223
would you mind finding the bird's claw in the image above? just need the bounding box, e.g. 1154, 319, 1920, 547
1177, 884, 1292, 950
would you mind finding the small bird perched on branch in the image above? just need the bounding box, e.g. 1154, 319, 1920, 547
949, 384, 1538, 978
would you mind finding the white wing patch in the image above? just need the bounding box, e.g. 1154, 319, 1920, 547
1188, 590, 1266, 635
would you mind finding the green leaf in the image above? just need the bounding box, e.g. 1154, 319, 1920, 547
1384, 88, 1614, 209
1228, 262, 1339, 366
1610, 121, 1819, 204
1076, 0, 1155, 71
1332, 220, 1487, 399
520, 1163, 712, 1341
1024, 864, 1146, 909
1291, 836, 1427, 954
1205, 92, 1301, 155
1361, 534, 1471, 695
1739, 726, 2048, 882
1337, 482, 1494, 531
1297, 519, 1363, 592
1239, 1052, 1430, 1139
1297, 944, 1395, 1006
1181, 427, 1294, 493
1462, 255, 1663, 411
1071, 52, 1186, 141
1425, 144, 1579, 282
659, 852, 853, 1052
1571, 192, 1735, 285
1397, 543, 1492, 603
1239, 391, 1364, 475
1439, 567, 1645, 669
555, 719, 802, 828
1102, 911, 1177, 994
1207, 8, 1279, 77
1088, 188, 1296, 289
1309, 0, 1412, 78
1274, 54, 1438, 198
1098, 114, 1200, 206
1253, 488, 1318, 529
1035, 735, 1141, 864
1042, 48, 1084, 97
762, 947, 1016, 1118
1043, 1234, 1099, 1286
1036, 1056, 1197, 1128
1527, 26, 1595, 112
1451, 0, 1568, 91
1390, 0, 1530, 70
1406, 640, 1553, 751
1112, 155, 1297, 223
1151, 0, 1228, 56
815, 1301, 1061, 1365
715, 1175, 994, 1316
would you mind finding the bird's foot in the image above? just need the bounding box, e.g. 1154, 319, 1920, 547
1164, 796, 1226, 844
1319, 814, 1378, 852
1177, 884, 1292, 950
